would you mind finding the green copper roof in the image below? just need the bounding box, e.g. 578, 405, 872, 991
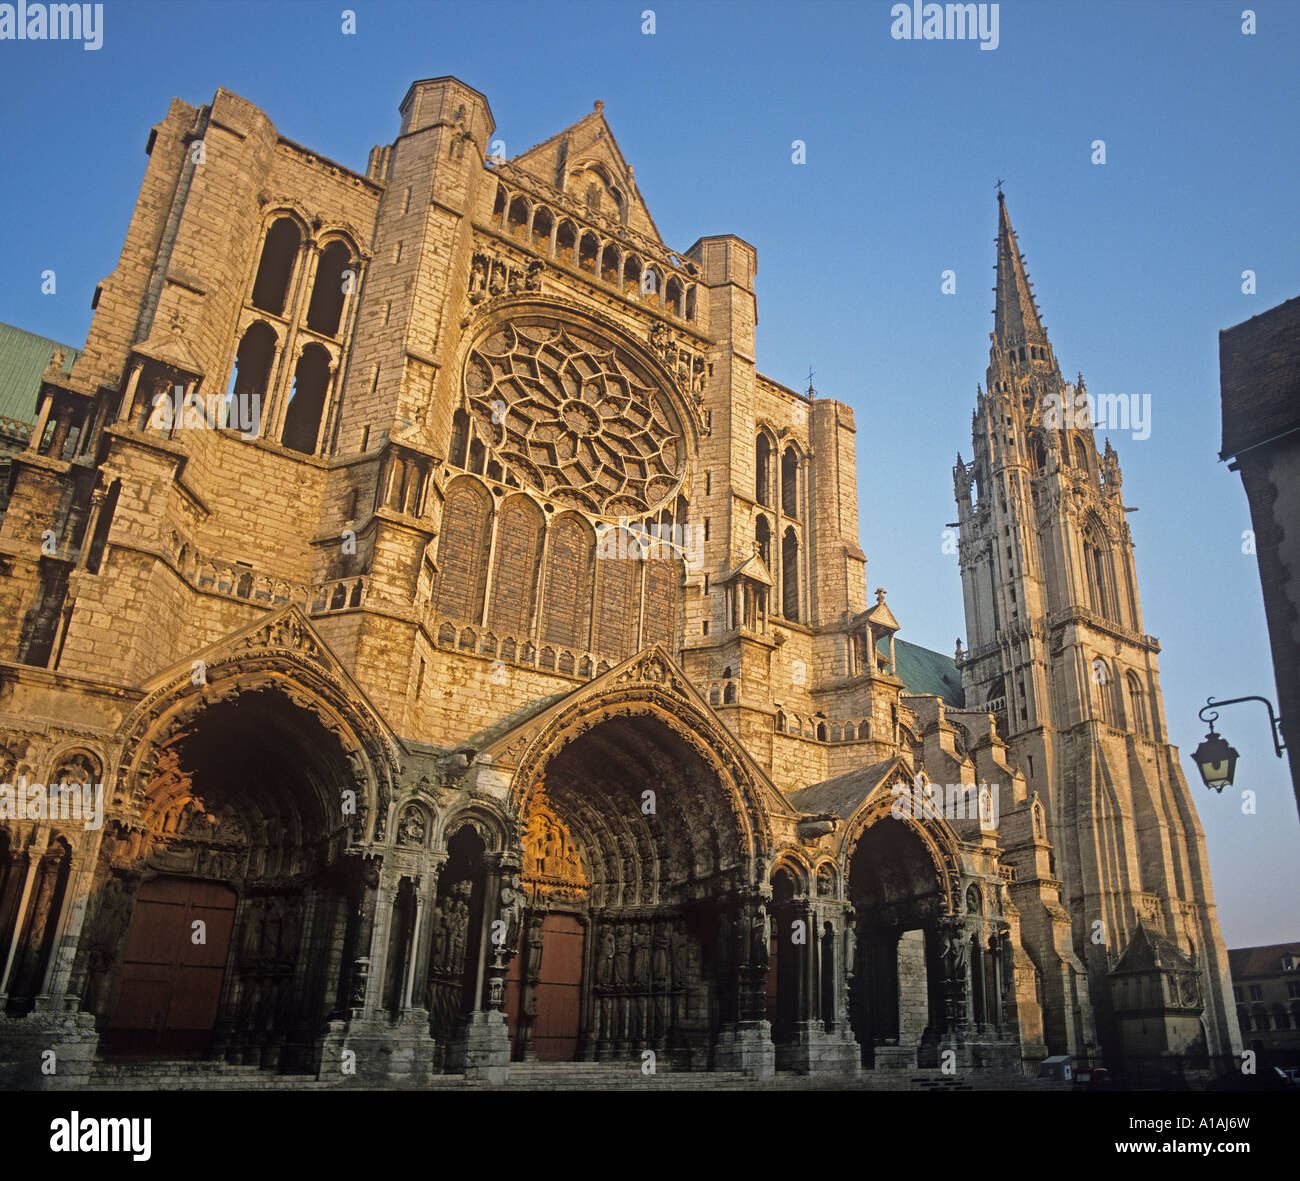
0, 321, 80, 426
880, 635, 966, 708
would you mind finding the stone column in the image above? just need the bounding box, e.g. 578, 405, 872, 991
27, 394, 54, 453
0, 848, 40, 1003
115, 361, 144, 424
712, 890, 774, 1078
36, 827, 109, 1011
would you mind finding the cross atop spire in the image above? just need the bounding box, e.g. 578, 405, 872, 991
994, 193, 1048, 352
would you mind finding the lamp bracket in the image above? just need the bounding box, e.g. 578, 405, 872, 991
1198, 696, 1286, 759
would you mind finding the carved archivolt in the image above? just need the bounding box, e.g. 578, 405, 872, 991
113, 610, 400, 841
837, 769, 966, 914
501, 653, 789, 867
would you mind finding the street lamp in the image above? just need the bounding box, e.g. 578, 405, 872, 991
1191, 696, 1285, 792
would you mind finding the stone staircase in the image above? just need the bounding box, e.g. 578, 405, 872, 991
84, 1056, 1043, 1091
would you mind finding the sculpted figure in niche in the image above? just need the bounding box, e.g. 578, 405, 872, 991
652, 922, 669, 981
397, 807, 426, 847
429, 905, 447, 973
597, 926, 615, 986
497, 875, 526, 957
631, 922, 650, 984
613, 925, 630, 986
751, 906, 770, 969
669, 921, 688, 987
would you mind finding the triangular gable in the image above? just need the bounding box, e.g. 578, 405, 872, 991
131, 604, 405, 761
865, 599, 900, 632
504, 104, 663, 244
723, 551, 774, 587
132, 328, 205, 378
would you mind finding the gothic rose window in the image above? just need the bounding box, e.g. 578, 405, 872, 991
462, 318, 684, 515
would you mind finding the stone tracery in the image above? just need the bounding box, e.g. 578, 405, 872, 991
463, 317, 684, 515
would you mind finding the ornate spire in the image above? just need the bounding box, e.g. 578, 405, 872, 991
994, 192, 1048, 352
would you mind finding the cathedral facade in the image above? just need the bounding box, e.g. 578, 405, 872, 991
0, 77, 1239, 1087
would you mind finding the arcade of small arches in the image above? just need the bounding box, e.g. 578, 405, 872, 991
0, 674, 1018, 1076
491, 182, 699, 321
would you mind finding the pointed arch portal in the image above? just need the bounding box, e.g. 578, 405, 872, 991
501, 707, 765, 1065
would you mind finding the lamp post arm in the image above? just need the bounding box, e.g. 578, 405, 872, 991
1199, 696, 1287, 759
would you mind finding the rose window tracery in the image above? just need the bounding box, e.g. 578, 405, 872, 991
463, 318, 684, 514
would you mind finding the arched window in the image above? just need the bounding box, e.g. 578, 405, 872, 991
756, 434, 772, 507
282, 344, 331, 454
782, 446, 799, 518
666, 276, 684, 316
776, 709, 786, 732
449, 408, 470, 469
507, 196, 529, 239
593, 533, 640, 660
643, 266, 663, 307
251, 218, 301, 316
487, 496, 544, 636
541, 514, 595, 650
531, 206, 553, 252
556, 220, 577, 264
1090, 656, 1115, 724
755, 514, 771, 565
1126, 672, 1148, 737
306, 240, 352, 336
685, 286, 697, 322
225, 321, 276, 435
782, 526, 799, 621
623, 254, 642, 299
1083, 517, 1116, 622
600, 241, 621, 284
578, 231, 599, 275
1074, 435, 1091, 471
434, 480, 492, 623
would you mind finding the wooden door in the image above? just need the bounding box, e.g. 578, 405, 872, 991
531, 914, 584, 1060
107, 877, 237, 1056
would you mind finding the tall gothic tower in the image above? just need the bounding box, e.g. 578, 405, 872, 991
952, 194, 1240, 1072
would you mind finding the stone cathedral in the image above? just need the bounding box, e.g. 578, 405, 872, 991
0, 78, 1239, 1087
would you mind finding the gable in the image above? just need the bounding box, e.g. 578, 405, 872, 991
505, 104, 662, 243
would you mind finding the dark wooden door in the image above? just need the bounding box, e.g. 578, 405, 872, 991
531, 914, 584, 1060
107, 877, 237, 1056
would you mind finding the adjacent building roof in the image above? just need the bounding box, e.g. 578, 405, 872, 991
787, 757, 903, 819
0, 321, 80, 425
1219, 294, 1300, 460
1111, 922, 1197, 976
1228, 942, 1300, 979
890, 637, 966, 709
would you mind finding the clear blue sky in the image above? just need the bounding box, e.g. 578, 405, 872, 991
1, 0, 1296, 946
